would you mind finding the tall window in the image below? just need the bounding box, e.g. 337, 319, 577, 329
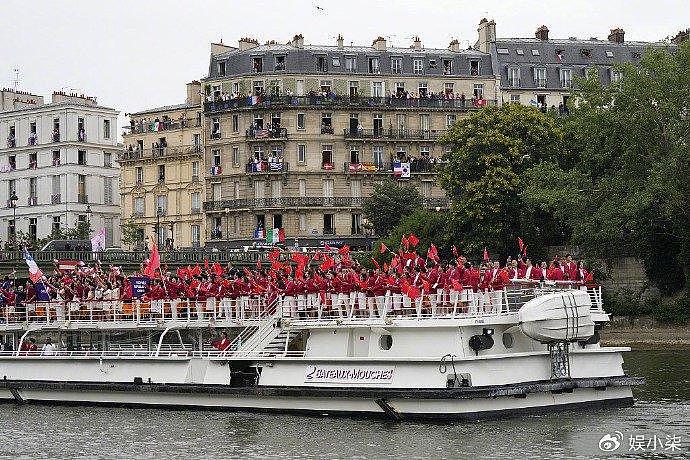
211, 117, 220, 138
191, 161, 199, 178
560, 68, 573, 88
103, 120, 111, 139
351, 214, 362, 234
345, 56, 357, 72
368, 57, 380, 73
212, 149, 221, 166
232, 114, 239, 132
104, 152, 112, 167
299, 213, 307, 232
321, 144, 333, 166
77, 175, 86, 201
298, 144, 306, 164
534, 68, 547, 87
470, 60, 480, 76
158, 165, 165, 182
446, 114, 456, 128
391, 57, 402, 74
372, 81, 383, 98
78, 150, 87, 165
418, 82, 428, 97
297, 113, 305, 130
473, 84, 484, 99
191, 192, 200, 212
52, 175, 61, 203
134, 197, 145, 216
508, 68, 520, 87
156, 195, 167, 215
412, 59, 423, 74
136, 166, 143, 184
191, 225, 200, 247
104, 177, 113, 204
29, 218, 37, 241
52, 216, 61, 234
299, 179, 307, 197
232, 147, 239, 166
373, 146, 384, 167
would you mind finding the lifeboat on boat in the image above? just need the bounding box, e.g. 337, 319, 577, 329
518, 290, 595, 343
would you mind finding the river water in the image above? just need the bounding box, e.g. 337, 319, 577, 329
0, 350, 687, 459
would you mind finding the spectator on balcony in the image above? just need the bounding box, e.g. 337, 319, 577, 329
6, 134, 16, 148
78, 128, 86, 142
29, 159, 38, 170
356, 123, 364, 137
28, 132, 38, 146
52, 127, 60, 142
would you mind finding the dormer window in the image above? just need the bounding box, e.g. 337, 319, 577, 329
470, 60, 480, 76
429, 59, 437, 69
534, 67, 547, 87
442, 59, 453, 74
605, 50, 614, 58
345, 56, 357, 72
316, 55, 328, 72
275, 55, 285, 71
332, 57, 340, 67
516, 49, 524, 55
368, 57, 380, 73
218, 61, 226, 76
497, 48, 509, 54
252, 57, 263, 72
531, 49, 540, 56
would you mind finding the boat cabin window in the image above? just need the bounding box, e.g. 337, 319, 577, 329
379, 334, 392, 350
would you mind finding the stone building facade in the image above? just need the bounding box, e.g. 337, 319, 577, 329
0, 90, 120, 247
201, 35, 499, 248
120, 82, 204, 249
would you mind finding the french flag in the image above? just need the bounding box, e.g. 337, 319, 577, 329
23, 249, 43, 283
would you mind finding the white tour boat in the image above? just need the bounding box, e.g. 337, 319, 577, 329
0, 283, 641, 420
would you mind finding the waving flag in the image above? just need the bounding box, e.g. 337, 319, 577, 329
143, 239, 160, 278
23, 249, 43, 283
517, 237, 524, 253
91, 228, 106, 252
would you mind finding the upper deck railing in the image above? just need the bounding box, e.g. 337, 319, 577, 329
0, 283, 603, 331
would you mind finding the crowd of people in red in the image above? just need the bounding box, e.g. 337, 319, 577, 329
0, 234, 594, 325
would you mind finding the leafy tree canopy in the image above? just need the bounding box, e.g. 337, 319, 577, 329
362, 179, 423, 238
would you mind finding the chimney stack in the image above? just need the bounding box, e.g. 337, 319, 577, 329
672, 29, 689, 45
186, 80, 202, 105
337, 34, 344, 49
608, 28, 625, 44
449, 39, 461, 52
535, 25, 549, 41
238, 37, 259, 51
412, 36, 422, 51
475, 18, 496, 53
210, 40, 234, 56
291, 34, 304, 48
372, 36, 387, 51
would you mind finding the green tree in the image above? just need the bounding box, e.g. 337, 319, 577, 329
371, 209, 453, 264
438, 103, 564, 259
121, 220, 145, 249
362, 179, 423, 238
523, 42, 690, 293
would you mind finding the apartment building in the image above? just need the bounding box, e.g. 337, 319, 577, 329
201, 35, 499, 248
0, 90, 120, 247
120, 82, 204, 248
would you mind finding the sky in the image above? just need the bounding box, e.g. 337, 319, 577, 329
0, 0, 687, 135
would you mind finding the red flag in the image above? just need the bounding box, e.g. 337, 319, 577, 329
383, 262, 389, 272
212, 262, 224, 277
522, 244, 528, 256
483, 247, 489, 262
371, 258, 380, 270
320, 256, 335, 271
517, 237, 524, 253
143, 242, 160, 278
422, 280, 430, 292
407, 285, 421, 300
204, 259, 209, 271
312, 251, 322, 261
191, 264, 202, 276
451, 279, 463, 291
408, 233, 419, 248
338, 245, 350, 256
268, 249, 281, 261
379, 242, 388, 254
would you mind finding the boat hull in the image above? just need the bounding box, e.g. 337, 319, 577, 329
0, 377, 637, 420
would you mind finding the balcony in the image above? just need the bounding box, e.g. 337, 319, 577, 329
51, 194, 61, 204
210, 131, 222, 140
118, 145, 203, 163
28, 134, 38, 146
343, 128, 445, 141
344, 159, 442, 174
320, 125, 334, 135
125, 118, 201, 135
77, 130, 87, 142
204, 196, 365, 212
27, 196, 38, 206
204, 95, 497, 113
52, 132, 61, 143
245, 127, 288, 140
323, 228, 336, 235
245, 161, 289, 173
78, 194, 88, 204
6, 137, 16, 148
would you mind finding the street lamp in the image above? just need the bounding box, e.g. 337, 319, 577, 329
224, 207, 230, 243
9, 190, 18, 247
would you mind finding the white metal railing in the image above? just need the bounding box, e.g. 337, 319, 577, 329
0, 284, 604, 330
0, 349, 306, 359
